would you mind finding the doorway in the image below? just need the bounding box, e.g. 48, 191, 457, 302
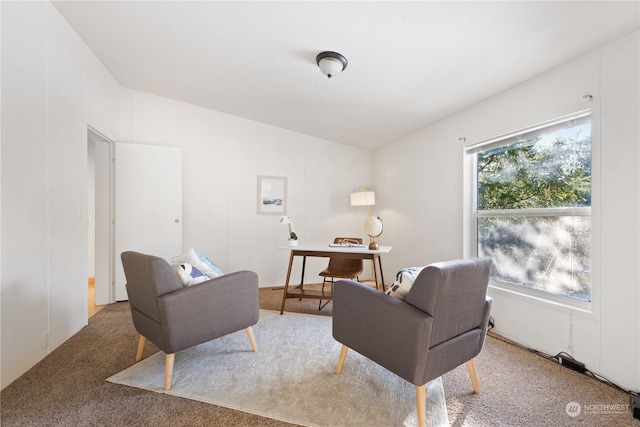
87, 127, 115, 315
86, 133, 183, 308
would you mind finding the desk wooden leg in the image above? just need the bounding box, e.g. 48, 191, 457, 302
280, 252, 295, 314
298, 256, 307, 300
371, 257, 380, 290
378, 255, 386, 292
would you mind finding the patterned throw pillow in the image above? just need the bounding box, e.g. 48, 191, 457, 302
386, 266, 426, 300
174, 263, 209, 287
171, 247, 224, 279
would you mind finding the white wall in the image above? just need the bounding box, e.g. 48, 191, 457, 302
116, 89, 373, 287
2, 1, 49, 389
1, 1, 119, 388
5, 0, 635, 398
374, 31, 640, 391
86, 49, 118, 141
1, 0, 370, 389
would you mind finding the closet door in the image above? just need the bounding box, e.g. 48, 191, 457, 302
114, 142, 182, 301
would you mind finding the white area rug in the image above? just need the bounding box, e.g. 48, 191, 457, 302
107, 310, 448, 427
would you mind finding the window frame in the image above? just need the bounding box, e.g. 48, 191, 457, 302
465, 109, 595, 312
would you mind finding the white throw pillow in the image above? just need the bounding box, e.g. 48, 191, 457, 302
194, 248, 225, 278
386, 266, 426, 300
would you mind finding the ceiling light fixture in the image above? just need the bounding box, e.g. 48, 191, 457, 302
316, 51, 348, 78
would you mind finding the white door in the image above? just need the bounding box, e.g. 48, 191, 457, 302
93, 139, 113, 305
114, 142, 182, 301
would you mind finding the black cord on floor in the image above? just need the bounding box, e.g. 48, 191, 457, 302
486, 328, 639, 400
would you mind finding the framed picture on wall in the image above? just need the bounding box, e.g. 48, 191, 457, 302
257, 175, 287, 215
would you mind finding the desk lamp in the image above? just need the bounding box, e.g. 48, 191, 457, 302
350, 189, 383, 250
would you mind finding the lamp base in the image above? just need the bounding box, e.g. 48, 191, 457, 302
368, 241, 379, 250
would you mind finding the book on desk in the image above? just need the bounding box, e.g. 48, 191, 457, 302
329, 238, 366, 248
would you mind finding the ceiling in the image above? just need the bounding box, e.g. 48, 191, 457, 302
52, 1, 639, 150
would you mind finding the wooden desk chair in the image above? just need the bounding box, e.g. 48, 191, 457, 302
317, 237, 365, 310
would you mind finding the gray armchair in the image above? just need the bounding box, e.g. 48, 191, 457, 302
121, 251, 259, 390
332, 257, 492, 427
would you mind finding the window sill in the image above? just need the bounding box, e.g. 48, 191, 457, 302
488, 281, 592, 314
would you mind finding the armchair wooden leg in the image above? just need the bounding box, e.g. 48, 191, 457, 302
135, 335, 146, 362
416, 384, 426, 427
336, 345, 349, 374
245, 327, 258, 352
164, 353, 175, 391
467, 358, 480, 394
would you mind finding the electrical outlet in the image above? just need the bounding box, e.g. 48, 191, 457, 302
42, 332, 49, 349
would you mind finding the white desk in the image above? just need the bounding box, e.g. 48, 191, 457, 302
278, 244, 392, 314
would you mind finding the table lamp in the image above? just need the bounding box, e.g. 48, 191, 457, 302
350, 189, 383, 250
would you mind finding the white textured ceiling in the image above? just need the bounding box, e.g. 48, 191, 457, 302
53, 1, 639, 150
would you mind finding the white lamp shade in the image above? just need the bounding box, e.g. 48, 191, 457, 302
318, 57, 344, 77
350, 191, 376, 206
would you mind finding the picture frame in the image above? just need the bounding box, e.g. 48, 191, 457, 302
257, 175, 287, 215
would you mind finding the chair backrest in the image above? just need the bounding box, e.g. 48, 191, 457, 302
121, 251, 182, 323
405, 257, 491, 347
323, 237, 365, 278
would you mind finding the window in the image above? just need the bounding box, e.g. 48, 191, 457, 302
467, 111, 592, 303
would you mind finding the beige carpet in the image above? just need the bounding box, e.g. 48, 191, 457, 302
107, 310, 448, 427
2, 292, 633, 426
